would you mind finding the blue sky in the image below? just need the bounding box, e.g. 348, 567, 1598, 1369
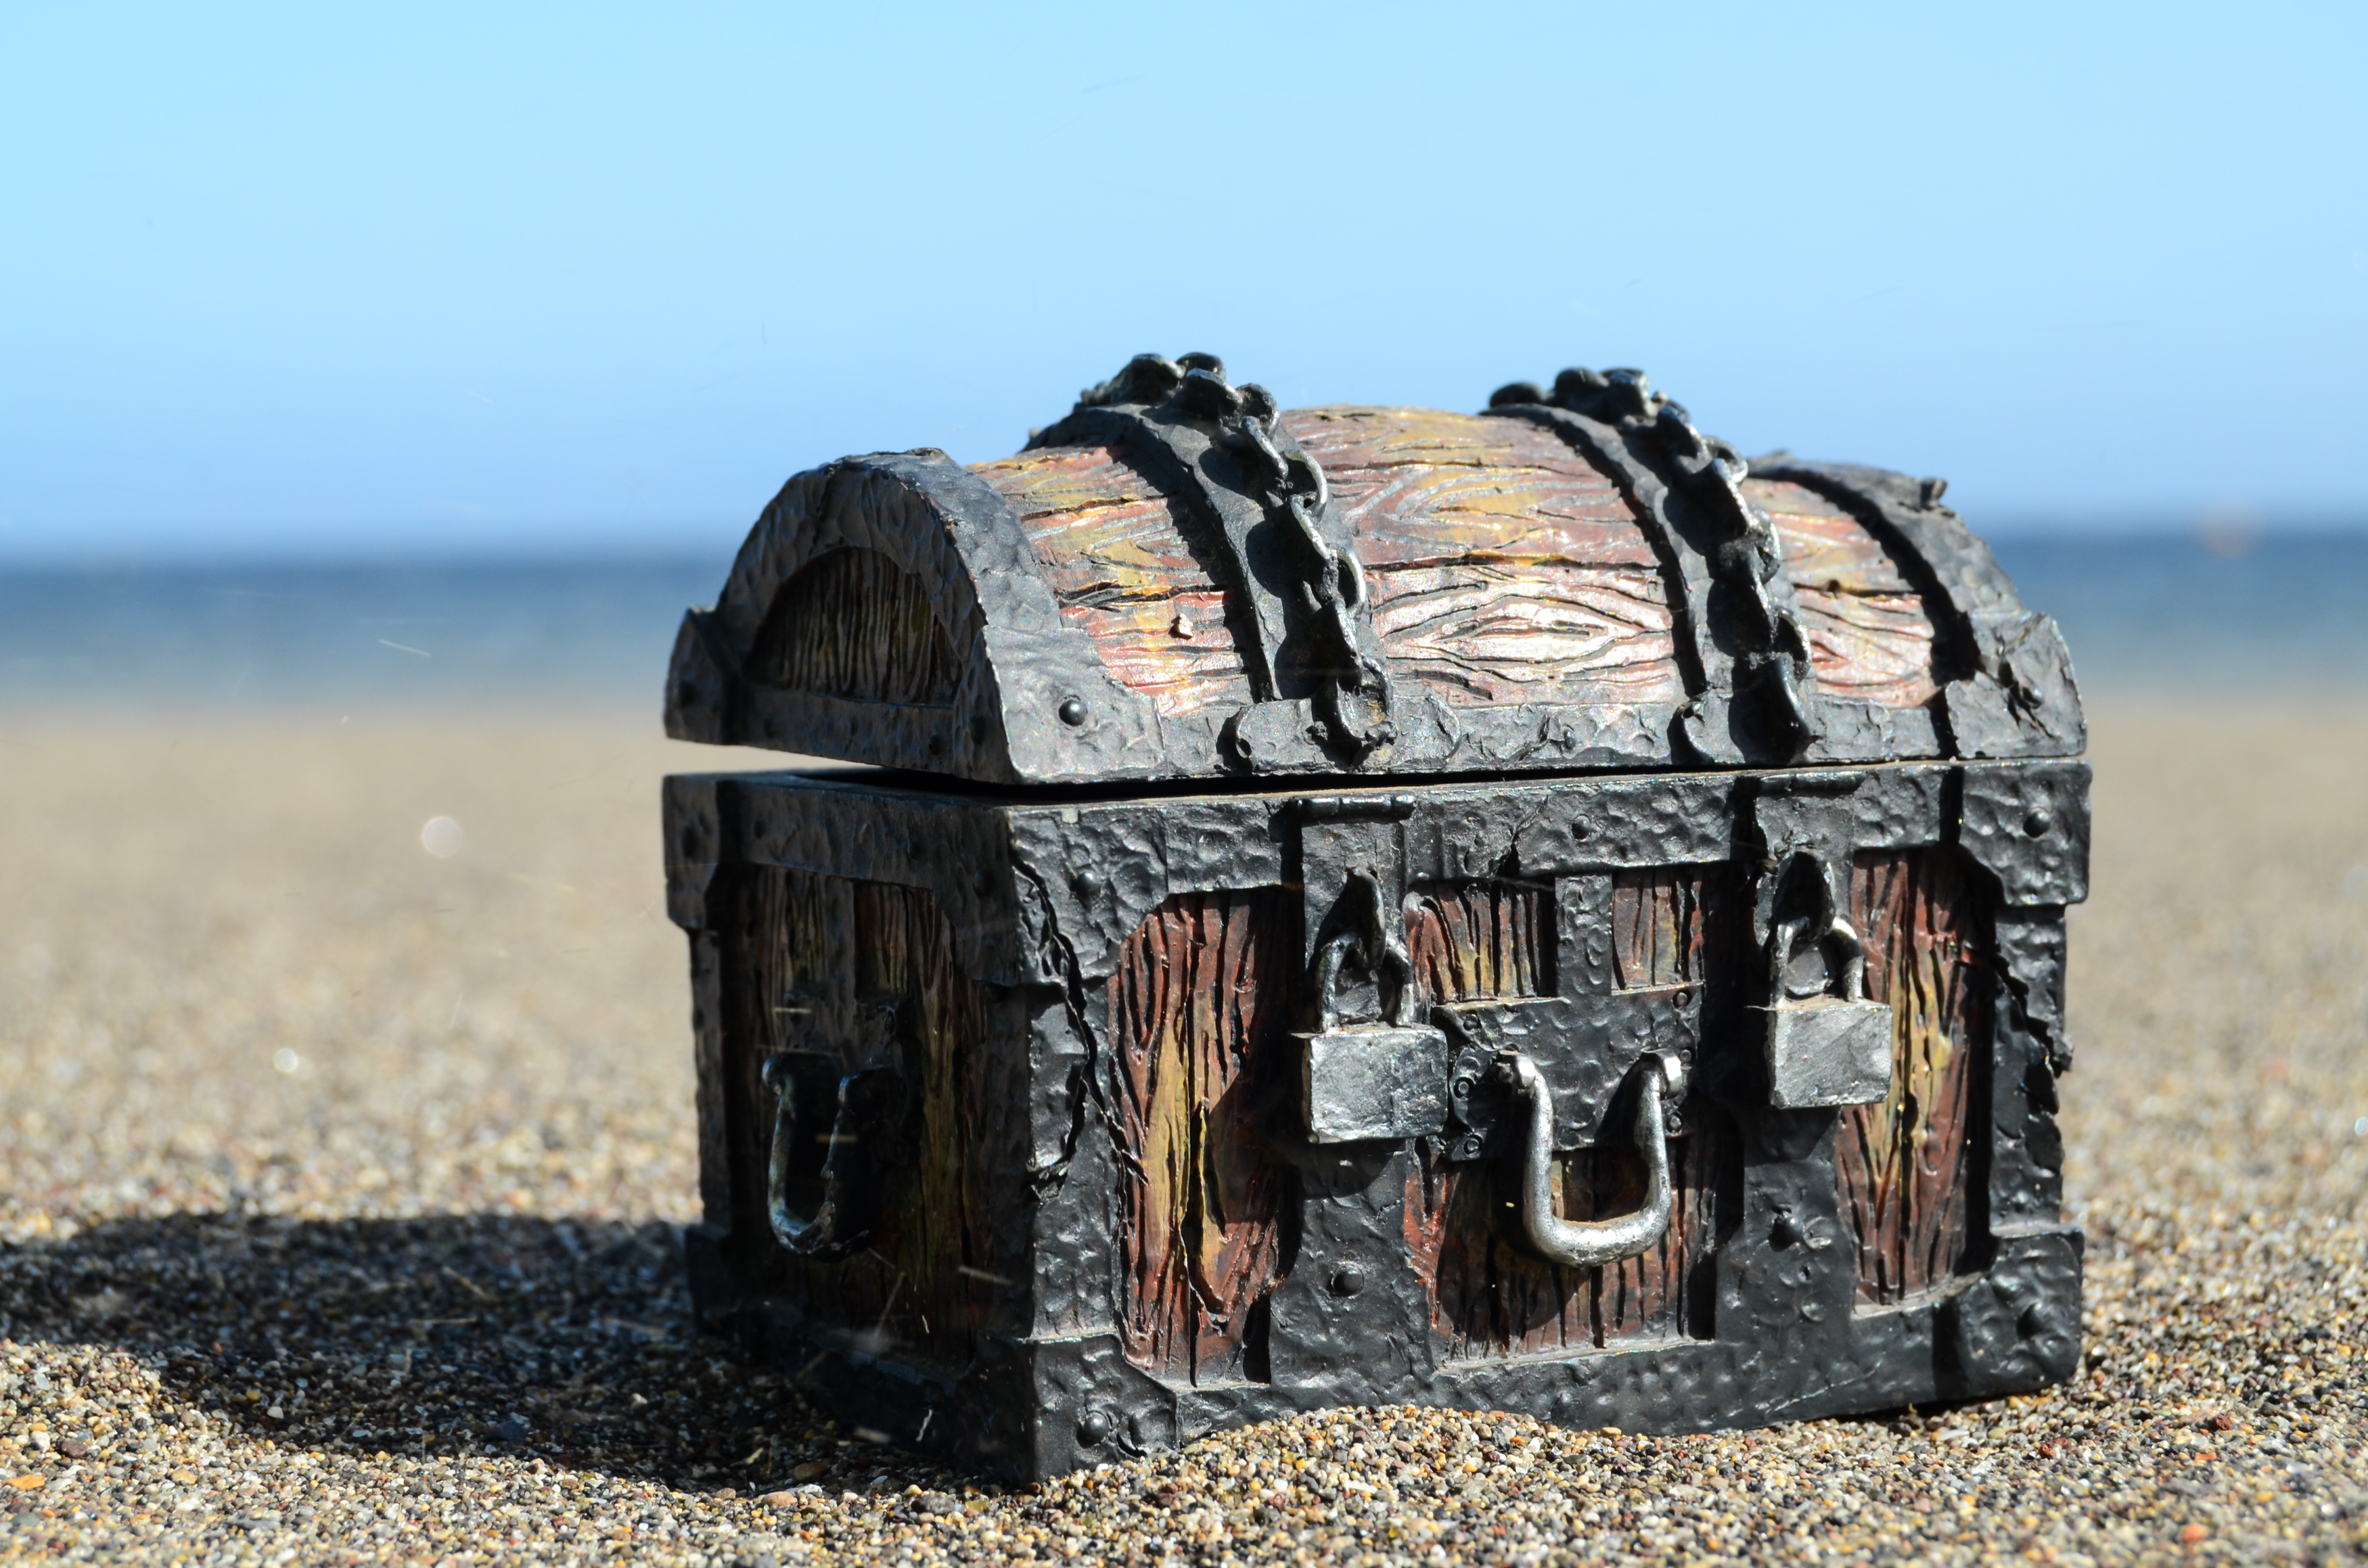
4, 3, 2364, 561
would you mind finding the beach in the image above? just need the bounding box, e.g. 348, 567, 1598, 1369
1, 701, 2362, 1564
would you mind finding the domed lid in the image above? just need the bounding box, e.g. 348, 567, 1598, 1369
664, 355, 2082, 787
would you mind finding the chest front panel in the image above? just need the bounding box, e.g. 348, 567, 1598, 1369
669, 758, 2085, 1479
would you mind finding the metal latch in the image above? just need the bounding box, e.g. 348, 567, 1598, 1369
1752, 910, 1892, 1109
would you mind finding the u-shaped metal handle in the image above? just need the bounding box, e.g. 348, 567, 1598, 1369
762, 1051, 894, 1259
1508, 1052, 1685, 1269
762, 1052, 838, 1252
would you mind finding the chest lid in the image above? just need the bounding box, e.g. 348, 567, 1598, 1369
664, 354, 2084, 787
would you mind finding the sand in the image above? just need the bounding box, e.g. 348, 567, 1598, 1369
0, 701, 2362, 1565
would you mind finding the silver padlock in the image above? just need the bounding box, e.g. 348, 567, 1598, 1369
1296, 871, 1451, 1143
1752, 913, 1894, 1110
1299, 1022, 1453, 1143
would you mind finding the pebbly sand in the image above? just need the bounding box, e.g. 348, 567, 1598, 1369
0, 702, 2362, 1565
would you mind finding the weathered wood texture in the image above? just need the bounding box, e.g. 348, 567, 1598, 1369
1745, 478, 1940, 710
1108, 891, 1299, 1384
971, 446, 1252, 717
1284, 408, 1682, 709
1405, 877, 1551, 1000
978, 411, 1682, 715
720, 865, 991, 1369
1838, 848, 1986, 1304
1609, 864, 1735, 992
970, 415, 1946, 724
746, 547, 959, 706
1402, 873, 1730, 1356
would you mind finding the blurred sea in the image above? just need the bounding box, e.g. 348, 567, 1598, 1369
0, 535, 2361, 710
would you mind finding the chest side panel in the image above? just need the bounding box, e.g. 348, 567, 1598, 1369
744, 545, 960, 706
1107, 890, 1300, 1385
1838, 847, 1989, 1304
717, 862, 996, 1368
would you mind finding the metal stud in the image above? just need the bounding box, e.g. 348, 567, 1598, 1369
1057, 697, 1088, 727
1329, 1263, 1366, 1297
1076, 1409, 1113, 1445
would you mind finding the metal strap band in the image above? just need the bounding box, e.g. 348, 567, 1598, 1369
1490, 369, 1823, 762
1032, 352, 1395, 765
1748, 456, 2085, 760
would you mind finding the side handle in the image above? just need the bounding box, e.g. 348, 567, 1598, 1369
762, 1050, 901, 1258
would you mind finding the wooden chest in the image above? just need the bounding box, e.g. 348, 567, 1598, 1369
660, 356, 2090, 1479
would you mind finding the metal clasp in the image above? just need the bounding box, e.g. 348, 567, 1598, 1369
1506, 1051, 1687, 1268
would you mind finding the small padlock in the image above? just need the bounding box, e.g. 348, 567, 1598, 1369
1295, 871, 1451, 1143
1298, 1021, 1454, 1143
1752, 913, 1894, 1109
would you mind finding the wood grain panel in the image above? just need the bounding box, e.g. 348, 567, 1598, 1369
976, 411, 1689, 717
1108, 891, 1298, 1384
974, 446, 1253, 717
1838, 848, 1986, 1305
720, 866, 991, 1371
1286, 407, 1685, 708
854, 882, 994, 1361
1405, 879, 1549, 1002
1401, 872, 1729, 1354
1610, 865, 1741, 992
1749, 478, 1939, 710
746, 547, 958, 706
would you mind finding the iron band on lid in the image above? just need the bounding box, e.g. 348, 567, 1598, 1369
1031, 352, 1396, 769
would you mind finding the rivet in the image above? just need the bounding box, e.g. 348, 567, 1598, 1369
1076, 1408, 1113, 1445
2024, 808, 2054, 839
1072, 870, 1106, 900
1450, 1076, 1474, 1100
1458, 1134, 1484, 1159
1058, 697, 1089, 727
1329, 1263, 1366, 1297
972, 868, 995, 896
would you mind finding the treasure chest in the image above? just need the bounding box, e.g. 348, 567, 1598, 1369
661, 355, 2089, 1480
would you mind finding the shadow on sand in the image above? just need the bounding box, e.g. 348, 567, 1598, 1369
0, 1210, 954, 1494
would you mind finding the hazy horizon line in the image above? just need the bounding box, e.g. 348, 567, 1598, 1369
7, 514, 2368, 575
